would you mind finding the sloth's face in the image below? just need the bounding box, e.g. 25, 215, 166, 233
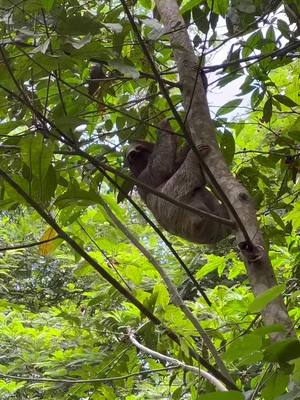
126, 143, 153, 177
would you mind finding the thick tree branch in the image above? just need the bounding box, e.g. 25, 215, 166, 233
153, 0, 294, 338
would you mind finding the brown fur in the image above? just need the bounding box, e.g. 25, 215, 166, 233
126, 120, 232, 244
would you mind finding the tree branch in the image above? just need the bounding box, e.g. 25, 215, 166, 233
154, 0, 294, 339
98, 196, 234, 383
128, 330, 228, 392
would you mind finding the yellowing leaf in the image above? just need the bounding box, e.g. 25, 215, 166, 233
39, 227, 61, 256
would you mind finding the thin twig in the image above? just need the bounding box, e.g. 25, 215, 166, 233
0, 367, 179, 384
0, 236, 59, 252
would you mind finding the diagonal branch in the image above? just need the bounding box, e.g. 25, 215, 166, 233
128, 330, 228, 392
99, 196, 233, 382
154, 0, 294, 339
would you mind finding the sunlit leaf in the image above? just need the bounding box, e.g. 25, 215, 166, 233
248, 284, 285, 313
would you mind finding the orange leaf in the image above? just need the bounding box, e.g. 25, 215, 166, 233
38, 227, 60, 256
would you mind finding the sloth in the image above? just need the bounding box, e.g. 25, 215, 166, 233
126, 120, 232, 244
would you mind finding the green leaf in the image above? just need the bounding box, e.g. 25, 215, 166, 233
58, 15, 101, 35
42, 0, 54, 11
264, 339, 300, 363
242, 30, 263, 58
223, 334, 263, 365
219, 130, 235, 164
275, 388, 300, 400
55, 184, 101, 209
277, 19, 291, 39
20, 134, 54, 181
196, 255, 225, 279
262, 97, 273, 123
208, 0, 229, 16
216, 99, 242, 116
261, 371, 289, 400
139, 0, 152, 9
71, 42, 114, 60
248, 284, 285, 313
180, 0, 202, 15
192, 7, 209, 33
117, 175, 134, 203
153, 283, 169, 310
273, 95, 298, 108
270, 211, 286, 230
285, 203, 300, 230
251, 325, 285, 337
287, 130, 300, 141
0, 121, 24, 135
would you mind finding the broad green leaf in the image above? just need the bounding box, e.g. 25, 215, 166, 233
288, 130, 300, 141
140, 0, 152, 8
261, 371, 289, 400
0, 380, 26, 394
208, 0, 229, 15
216, 99, 242, 116
55, 184, 101, 209
277, 19, 291, 39
58, 15, 101, 35
0, 121, 24, 135
192, 7, 209, 33
242, 30, 263, 58
251, 325, 284, 337
223, 333, 263, 365
71, 42, 114, 60
196, 255, 225, 279
153, 283, 169, 310
285, 204, 300, 230
20, 134, 54, 181
264, 339, 300, 363
270, 211, 286, 230
275, 388, 300, 400
180, 0, 202, 15
248, 284, 285, 313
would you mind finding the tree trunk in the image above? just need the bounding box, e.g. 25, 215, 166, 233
154, 0, 293, 339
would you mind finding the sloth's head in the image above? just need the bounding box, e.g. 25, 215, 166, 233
126, 142, 154, 177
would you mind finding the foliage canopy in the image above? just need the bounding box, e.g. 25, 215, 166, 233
0, 0, 299, 398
